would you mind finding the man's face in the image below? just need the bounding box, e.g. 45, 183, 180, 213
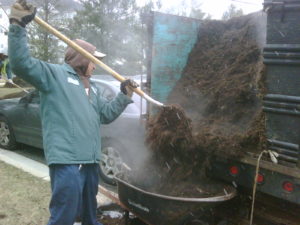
86, 62, 96, 77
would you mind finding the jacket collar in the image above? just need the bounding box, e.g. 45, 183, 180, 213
64, 63, 77, 76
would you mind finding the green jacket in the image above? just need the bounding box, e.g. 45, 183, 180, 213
0, 58, 12, 79
8, 24, 133, 165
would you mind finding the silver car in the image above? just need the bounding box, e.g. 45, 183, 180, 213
0, 79, 146, 185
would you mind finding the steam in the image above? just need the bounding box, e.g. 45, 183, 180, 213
252, 11, 267, 49
122, 11, 268, 190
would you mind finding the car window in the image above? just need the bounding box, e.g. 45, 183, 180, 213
123, 103, 140, 115
19, 90, 39, 104
92, 80, 140, 115
95, 82, 116, 101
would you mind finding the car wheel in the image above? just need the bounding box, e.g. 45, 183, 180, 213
0, 116, 17, 150
99, 138, 125, 186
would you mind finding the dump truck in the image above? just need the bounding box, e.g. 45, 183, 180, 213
143, 1, 300, 224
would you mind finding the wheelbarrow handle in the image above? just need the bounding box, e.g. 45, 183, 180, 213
33, 16, 164, 107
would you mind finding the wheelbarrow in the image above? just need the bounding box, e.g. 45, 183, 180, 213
115, 177, 237, 225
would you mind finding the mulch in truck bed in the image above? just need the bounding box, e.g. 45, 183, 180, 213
147, 12, 267, 160
141, 13, 267, 206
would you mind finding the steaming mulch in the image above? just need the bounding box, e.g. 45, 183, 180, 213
117, 13, 267, 223
145, 105, 213, 198
127, 163, 231, 198
167, 13, 267, 156
142, 13, 267, 199
146, 104, 193, 159
147, 13, 267, 160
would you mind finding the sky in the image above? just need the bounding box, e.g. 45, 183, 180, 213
137, 0, 264, 19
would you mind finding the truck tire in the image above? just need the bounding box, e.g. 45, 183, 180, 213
0, 116, 17, 150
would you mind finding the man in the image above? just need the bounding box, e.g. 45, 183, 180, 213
8, 0, 138, 225
0, 50, 13, 84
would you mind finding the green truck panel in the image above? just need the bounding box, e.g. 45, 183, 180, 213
149, 12, 200, 105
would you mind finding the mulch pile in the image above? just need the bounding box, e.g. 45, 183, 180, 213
147, 13, 267, 161
142, 13, 267, 198
119, 13, 267, 224
104, 13, 269, 225
146, 104, 193, 160
171, 14, 267, 157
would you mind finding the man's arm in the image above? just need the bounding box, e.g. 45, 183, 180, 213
98, 92, 133, 124
9, 24, 52, 91
8, 1, 53, 92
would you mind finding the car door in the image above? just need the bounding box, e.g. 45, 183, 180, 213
11, 90, 43, 148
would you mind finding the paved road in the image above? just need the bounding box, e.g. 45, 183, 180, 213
14, 144, 46, 164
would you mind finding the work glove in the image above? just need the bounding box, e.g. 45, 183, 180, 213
120, 79, 139, 98
9, 0, 37, 27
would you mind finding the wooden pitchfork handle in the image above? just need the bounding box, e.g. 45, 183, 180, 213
4, 79, 29, 93
33, 16, 164, 107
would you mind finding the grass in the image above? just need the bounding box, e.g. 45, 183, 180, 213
0, 161, 50, 225
0, 160, 125, 225
0, 86, 50, 224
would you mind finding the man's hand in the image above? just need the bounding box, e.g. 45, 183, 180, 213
10, 0, 36, 27
120, 79, 139, 98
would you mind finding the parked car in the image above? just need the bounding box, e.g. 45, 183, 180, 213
93, 74, 147, 115
0, 79, 146, 185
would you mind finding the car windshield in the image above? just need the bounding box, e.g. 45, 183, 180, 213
92, 75, 147, 114
92, 80, 141, 115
